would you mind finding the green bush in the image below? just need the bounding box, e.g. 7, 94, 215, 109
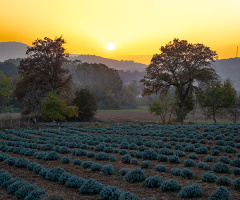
179, 183, 202, 198
208, 186, 230, 200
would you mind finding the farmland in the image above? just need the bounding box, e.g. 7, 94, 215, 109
0, 122, 240, 199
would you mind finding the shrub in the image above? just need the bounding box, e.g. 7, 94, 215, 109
72, 159, 82, 165
24, 189, 47, 200
184, 145, 195, 152
201, 172, 217, 183
145, 175, 163, 188
179, 183, 202, 198
60, 156, 71, 164
72, 149, 87, 156
14, 158, 30, 168
119, 149, 128, 155
142, 149, 158, 160
96, 152, 110, 161
160, 179, 181, 192
180, 168, 195, 179
212, 150, 220, 156
44, 152, 61, 160
45, 167, 65, 181
217, 156, 231, 164
81, 161, 93, 169
130, 159, 139, 165
155, 164, 166, 172
141, 161, 151, 169
4, 157, 18, 166
119, 168, 130, 176
86, 152, 95, 158
208, 186, 230, 200
35, 152, 47, 159
216, 176, 231, 186
231, 158, 240, 167
188, 153, 199, 160
233, 177, 240, 190
0, 154, 10, 161
205, 155, 214, 162
33, 164, 44, 174
125, 168, 146, 183
233, 167, 240, 175
109, 155, 116, 161
102, 164, 114, 175
119, 192, 140, 200
91, 163, 103, 171
79, 178, 104, 194
100, 186, 122, 200
174, 150, 186, 157
197, 162, 210, 170
121, 154, 132, 163
183, 159, 195, 167
195, 147, 208, 154
65, 175, 86, 188
58, 172, 72, 184
171, 168, 181, 176
168, 155, 181, 163
223, 146, 236, 153
157, 155, 168, 162
212, 163, 229, 173
0, 170, 12, 185
7, 180, 27, 194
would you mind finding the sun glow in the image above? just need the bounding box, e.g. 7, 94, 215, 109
107, 43, 115, 51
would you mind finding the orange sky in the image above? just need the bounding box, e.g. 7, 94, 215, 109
0, 0, 240, 64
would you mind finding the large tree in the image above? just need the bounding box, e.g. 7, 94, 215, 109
0, 73, 12, 112
141, 38, 218, 123
14, 36, 71, 117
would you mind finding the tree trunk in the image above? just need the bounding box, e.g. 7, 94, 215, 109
176, 107, 184, 124
213, 111, 217, 123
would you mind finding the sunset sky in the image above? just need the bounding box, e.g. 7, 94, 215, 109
0, 0, 240, 64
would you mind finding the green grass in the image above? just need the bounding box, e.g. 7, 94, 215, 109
99, 106, 147, 112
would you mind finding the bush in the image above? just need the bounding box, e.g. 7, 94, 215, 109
96, 152, 110, 161
119, 168, 130, 176
157, 155, 168, 162
197, 162, 210, 170
231, 158, 240, 167
130, 159, 139, 165
58, 172, 72, 184
72, 159, 82, 165
183, 159, 195, 167
216, 176, 231, 186
188, 153, 199, 160
0, 170, 12, 185
168, 155, 181, 163
212, 150, 220, 156
15, 184, 38, 198
109, 155, 117, 161
119, 192, 140, 200
217, 156, 231, 164
102, 164, 114, 175
65, 175, 86, 188
44, 152, 61, 160
45, 167, 65, 181
86, 152, 95, 158
142, 149, 158, 160
14, 158, 30, 168
212, 163, 229, 173
195, 147, 208, 154
81, 161, 93, 169
91, 163, 103, 171
24, 189, 47, 200
35, 152, 47, 159
7, 180, 27, 194
180, 168, 195, 179
4, 157, 18, 166
160, 179, 181, 192
119, 149, 128, 155
72, 149, 87, 156
155, 164, 166, 172
201, 172, 217, 183
208, 186, 230, 200
121, 154, 132, 163
233, 177, 240, 190
0, 153, 10, 161
145, 175, 163, 188
79, 178, 104, 194
141, 161, 151, 169
171, 168, 181, 176
60, 156, 71, 164
205, 155, 214, 162
33, 164, 44, 174
125, 168, 146, 183
100, 186, 122, 200
179, 183, 202, 198
233, 167, 240, 175
174, 150, 186, 157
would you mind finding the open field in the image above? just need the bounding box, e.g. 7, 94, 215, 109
0, 122, 240, 199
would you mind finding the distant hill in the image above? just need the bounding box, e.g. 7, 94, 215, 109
0, 42, 29, 61
69, 54, 147, 72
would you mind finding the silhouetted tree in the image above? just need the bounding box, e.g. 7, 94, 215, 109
0, 73, 12, 112
141, 38, 217, 123
198, 79, 236, 123
14, 36, 71, 117
72, 88, 98, 121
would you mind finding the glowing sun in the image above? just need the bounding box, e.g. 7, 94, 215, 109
107, 43, 115, 51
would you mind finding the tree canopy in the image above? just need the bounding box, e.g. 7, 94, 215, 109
0, 73, 12, 112
141, 38, 218, 123
14, 36, 71, 117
